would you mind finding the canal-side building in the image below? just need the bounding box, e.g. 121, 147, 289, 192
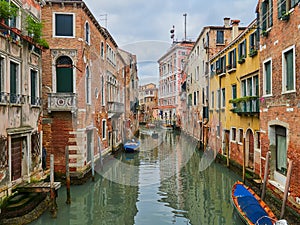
209, 19, 260, 174
184, 18, 246, 142
118, 48, 139, 139
0, 0, 45, 199
257, 0, 300, 214
41, 0, 130, 180
158, 41, 194, 127
138, 83, 158, 123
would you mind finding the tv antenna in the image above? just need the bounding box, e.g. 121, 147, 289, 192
99, 14, 108, 28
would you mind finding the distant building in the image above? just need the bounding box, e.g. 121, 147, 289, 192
158, 41, 194, 126
138, 83, 158, 122
183, 18, 246, 143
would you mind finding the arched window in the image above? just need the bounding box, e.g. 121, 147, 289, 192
85, 22, 90, 44
56, 56, 73, 93
86, 66, 91, 104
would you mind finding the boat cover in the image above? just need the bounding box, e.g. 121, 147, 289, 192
234, 183, 274, 225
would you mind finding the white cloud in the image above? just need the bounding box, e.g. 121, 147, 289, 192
85, 0, 257, 84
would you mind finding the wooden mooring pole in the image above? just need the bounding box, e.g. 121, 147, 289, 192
261, 151, 270, 201
280, 160, 293, 219
50, 154, 57, 218
242, 137, 246, 183
65, 146, 71, 204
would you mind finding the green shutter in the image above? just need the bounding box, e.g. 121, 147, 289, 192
56, 67, 73, 92
31, 70, 36, 104
233, 49, 237, 68
266, 62, 271, 94
261, 2, 267, 31
269, 0, 273, 26
286, 50, 294, 91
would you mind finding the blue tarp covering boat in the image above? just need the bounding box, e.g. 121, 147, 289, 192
231, 181, 277, 225
124, 139, 140, 153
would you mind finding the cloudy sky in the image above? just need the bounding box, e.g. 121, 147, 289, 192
85, 0, 258, 85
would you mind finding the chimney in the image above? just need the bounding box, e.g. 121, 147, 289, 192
231, 19, 240, 40
224, 17, 230, 28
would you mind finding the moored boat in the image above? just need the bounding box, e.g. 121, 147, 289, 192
124, 139, 140, 153
231, 181, 288, 225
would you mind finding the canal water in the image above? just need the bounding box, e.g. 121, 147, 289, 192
30, 130, 244, 225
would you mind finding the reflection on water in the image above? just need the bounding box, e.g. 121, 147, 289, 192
30, 131, 243, 225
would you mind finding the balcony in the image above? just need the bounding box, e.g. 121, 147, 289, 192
229, 96, 259, 116
107, 101, 124, 113
48, 93, 77, 113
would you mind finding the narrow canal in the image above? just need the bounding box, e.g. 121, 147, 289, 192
30, 130, 244, 225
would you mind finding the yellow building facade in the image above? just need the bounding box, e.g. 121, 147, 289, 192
209, 19, 261, 175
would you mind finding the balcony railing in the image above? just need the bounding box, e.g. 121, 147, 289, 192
107, 101, 124, 113
230, 96, 259, 116
48, 93, 77, 113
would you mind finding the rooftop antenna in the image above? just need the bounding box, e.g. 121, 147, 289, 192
99, 14, 108, 28
183, 13, 187, 41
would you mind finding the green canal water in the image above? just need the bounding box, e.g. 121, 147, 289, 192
30, 131, 244, 225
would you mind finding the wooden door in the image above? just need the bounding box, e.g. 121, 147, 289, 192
11, 137, 22, 180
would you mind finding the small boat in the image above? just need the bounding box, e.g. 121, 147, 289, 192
231, 181, 288, 225
146, 123, 156, 129
124, 139, 140, 153
152, 131, 159, 139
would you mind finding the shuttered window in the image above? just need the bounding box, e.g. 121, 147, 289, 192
55, 14, 74, 37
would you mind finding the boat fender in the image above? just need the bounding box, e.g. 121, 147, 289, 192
275, 219, 288, 225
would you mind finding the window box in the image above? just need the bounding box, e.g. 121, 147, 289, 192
261, 30, 269, 37
280, 12, 290, 21
238, 56, 245, 64
249, 49, 258, 57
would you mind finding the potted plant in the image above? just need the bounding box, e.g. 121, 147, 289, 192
238, 55, 245, 64
261, 30, 269, 37
281, 11, 290, 21
249, 48, 258, 57
226, 64, 232, 70
25, 15, 49, 49
0, 0, 18, 22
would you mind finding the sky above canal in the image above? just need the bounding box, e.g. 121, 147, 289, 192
85, 0, 257, 84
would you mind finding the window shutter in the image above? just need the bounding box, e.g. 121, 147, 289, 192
286, 50, 294, 90
269, 0, 273, 26
261, 2, 267, 31
233, 49, 237, 68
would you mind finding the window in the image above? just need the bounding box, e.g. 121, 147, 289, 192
100, 42, 104, 58
275, 126, 287, 175
101, 76, 105, 106
193, 91, 197, 105
249, 32, 258, 57
228, 49, 237, 69
282, 47, 295, 92
277, 0, 299, 18
211, 91, 214, 108
102, 119, 107, 140
261, 0, 273, 31
54, 13, 74, 37
231, 127, 236, 141
217, 89, 220, 109
56, 56, 73, 93
221, 88, 225, 108
216, 55, 226, 74
216, 30, 224, 44
0, 57, 4, 95
30, 70, 39, 105
85, 22, 90, 44
10, 61, 20, 103
263, 60, 272, 95
231, 84, 237, 107
86, 66, 91, 104
238, 129, 243, 143
238, 39, 247, 61
255, 132, 261, 149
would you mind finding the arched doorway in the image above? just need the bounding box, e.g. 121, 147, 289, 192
56, 56, 73, 93
245, 129, 254, 169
